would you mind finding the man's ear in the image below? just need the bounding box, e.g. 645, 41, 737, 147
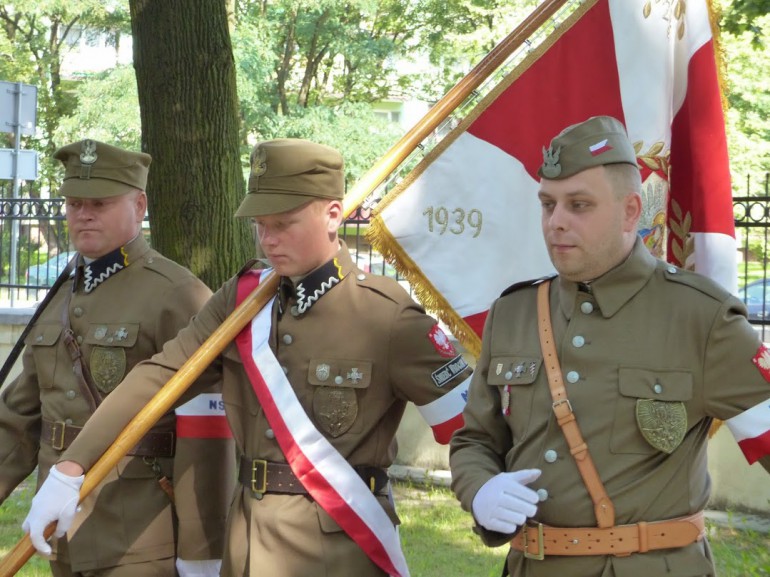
326, 200, 344, 233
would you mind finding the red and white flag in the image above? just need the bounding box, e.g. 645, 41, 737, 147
368, 0, 734, 357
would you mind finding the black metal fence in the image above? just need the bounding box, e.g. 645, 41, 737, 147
2, 175, 770, 322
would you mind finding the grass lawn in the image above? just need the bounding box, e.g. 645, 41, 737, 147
0, 479, 767, 576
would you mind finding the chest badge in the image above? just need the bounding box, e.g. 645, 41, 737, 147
635, 399, 687, 454
315, 363, 331, 382
313, 387, 358, 438
90, 346, 127, 394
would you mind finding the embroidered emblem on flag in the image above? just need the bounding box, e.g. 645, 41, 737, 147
589, 139, 612, 156
428, 325, 457, 358
752, 344, 770, 382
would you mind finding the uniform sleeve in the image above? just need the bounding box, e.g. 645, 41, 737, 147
0, 346, 44, 500
449, 299, 514, 520
155, 275, 237, 560
702, 296, 770, 472
61, 281, 234, 472
389, 300, 473, 444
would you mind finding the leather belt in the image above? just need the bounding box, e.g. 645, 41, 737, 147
510, 512, 705, 559
41, 418, 175, 458
238, 456, 390, 498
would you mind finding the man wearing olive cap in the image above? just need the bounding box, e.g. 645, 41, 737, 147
1, 139, 235, 577
450, 116, 770, 576
26, 138, 473, 576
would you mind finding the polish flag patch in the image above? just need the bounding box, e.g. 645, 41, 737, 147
428, 325, 457, 358
589, 139, 612, 156
752, 344, 770, 382
725, 398, 770, 464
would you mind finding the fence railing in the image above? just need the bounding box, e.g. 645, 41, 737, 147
2, 175, 770, 326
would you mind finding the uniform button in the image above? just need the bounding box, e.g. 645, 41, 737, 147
65, 390, 77, 400
566, 371, 580, 383
653, 383, 663, 394
65, 418, 73, 425
572, 335, 585, 348
357, 273, 366, 281
146, 257, 154, 264
504, 371, 513, 380
290, 305, 299, 317
536, 488, 549, 502
35, 335, 43, 343
265, 429, 275, 440
334, 376, 344, 385
73, 307, 84, 317
282, 334, 293, 345
76, 335, 83, 344
281, 366, 289, 375
667, 266, 677, 274
544, 449, 558, 463
580, 302, 594, 314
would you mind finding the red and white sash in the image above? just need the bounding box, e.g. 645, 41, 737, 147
235, 270, 410, 577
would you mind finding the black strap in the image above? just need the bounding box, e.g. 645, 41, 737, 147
0, 255, 77, 388
60, 284, 102, 412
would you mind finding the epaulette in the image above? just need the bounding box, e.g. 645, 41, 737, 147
661, 263, 730, 301
352, 272, 410, 305
500, 274, 557, 298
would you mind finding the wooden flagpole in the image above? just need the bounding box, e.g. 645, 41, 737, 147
0, 0, 569, 573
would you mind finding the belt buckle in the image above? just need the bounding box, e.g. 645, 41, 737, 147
522, 522, 545, 561
250, 459, 268, 497
51, 421, 66, 451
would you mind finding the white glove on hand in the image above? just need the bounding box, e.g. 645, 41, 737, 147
176, 558, 223, 577
21, 465, 83, 555
471, 469, 542, 534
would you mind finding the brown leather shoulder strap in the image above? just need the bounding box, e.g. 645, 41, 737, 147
536, 280, 615, 528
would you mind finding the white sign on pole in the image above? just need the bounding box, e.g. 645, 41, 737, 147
0, 149, 38, 180
0, 81, 37, 136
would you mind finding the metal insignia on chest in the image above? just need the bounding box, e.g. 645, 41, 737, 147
635, 399, 687, 454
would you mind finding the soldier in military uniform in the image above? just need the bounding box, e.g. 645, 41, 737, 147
0, 140, 235, 577
449, 116, 770, 577
23, 138, 473, 577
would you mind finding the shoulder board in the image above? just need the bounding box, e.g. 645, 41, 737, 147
500, 274, 557, 298
661, 264, 730, 301
141, 251, 193, 281
351, 272, 410, 305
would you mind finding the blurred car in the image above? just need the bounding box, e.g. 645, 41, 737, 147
26, 251, 77, 288
737, 278, 770, 320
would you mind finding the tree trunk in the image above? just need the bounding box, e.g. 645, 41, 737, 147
129, 0, 252, 289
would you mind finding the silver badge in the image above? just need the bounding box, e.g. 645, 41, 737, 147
79, 139, 98, 179
315, 363, 331, 382
94, 326, 108, 340
114, 327, 128, 341
347, 368, 363, 384
541, 145, 562, 178
495, 363, 503, 376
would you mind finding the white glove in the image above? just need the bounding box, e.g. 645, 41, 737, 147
176, 558, 222, 577
21, 465, 83, 555
471, 469, 542, 534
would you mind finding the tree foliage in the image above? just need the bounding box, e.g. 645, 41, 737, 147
720, 0, 769, 49
0, 0, 131, 185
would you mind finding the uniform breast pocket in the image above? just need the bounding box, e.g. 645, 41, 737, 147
610, 368, 693, 455
24, 324, 63, 389
487, 355, 542, 441
83, 323, 139, 396
308, 359, 372, 438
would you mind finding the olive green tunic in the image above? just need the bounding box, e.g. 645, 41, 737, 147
62, 245, 472, 577
0, 235, 234, 572
450, 238, 770, 577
